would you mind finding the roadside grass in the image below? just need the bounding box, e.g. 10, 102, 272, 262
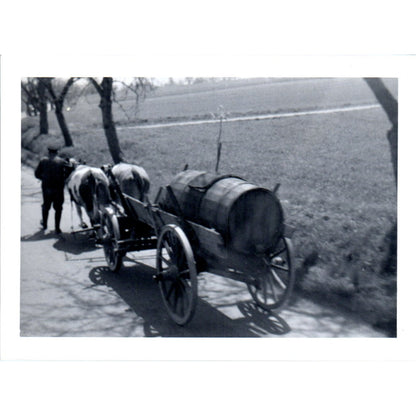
22, 79, 397, 335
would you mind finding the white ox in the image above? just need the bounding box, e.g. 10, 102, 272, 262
111, 162, 150, 202
67, 164, 111, 228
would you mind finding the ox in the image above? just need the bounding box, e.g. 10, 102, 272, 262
111, 162, 150, 202
67, 164, 111, 229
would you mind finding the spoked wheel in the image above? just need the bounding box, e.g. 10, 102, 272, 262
247, 237, 295, 311
156, 224, 198, 325
101, 211, 123, 272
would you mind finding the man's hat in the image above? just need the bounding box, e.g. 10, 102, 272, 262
47, 144, 60, 153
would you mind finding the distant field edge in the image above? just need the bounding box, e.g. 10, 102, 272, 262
112, 103, 381, 131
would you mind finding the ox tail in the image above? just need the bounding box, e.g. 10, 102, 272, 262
79, 172, 95, 216
132, 169, 150, 201
96, 181, 111, 207
67, 188, 76, 231
70, 198, 74, 231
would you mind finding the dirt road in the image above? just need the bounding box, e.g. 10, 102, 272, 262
20, 165, 385, 337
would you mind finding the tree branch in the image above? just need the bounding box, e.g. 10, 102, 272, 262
43, 78, 57, 101
89, 77, 103, 95
21, 81, 31, 97
59, 77, 78, 101
112, 91, 131, 121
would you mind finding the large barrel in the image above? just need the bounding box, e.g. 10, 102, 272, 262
158, 170, 284, 254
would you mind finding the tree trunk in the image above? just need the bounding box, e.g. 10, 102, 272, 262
55, 100, 73, 147
37, 78, 48, 134
26, 103, 33, 116
100, 96, 124, 164
43, 77, 76, 147
98, 78, 124, 164
364, 78, 398, 276
387, 124, 398, 186
364, 78, 398, 186
364, 78, 398, 125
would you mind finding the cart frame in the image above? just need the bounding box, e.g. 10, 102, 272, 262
99, 169, 296, 325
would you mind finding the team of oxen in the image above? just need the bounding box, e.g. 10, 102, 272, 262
66, 161, 150, 233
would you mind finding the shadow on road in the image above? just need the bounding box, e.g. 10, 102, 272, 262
52, 233, 98, 255
237, 302, 291, 336
88, 263, 291, 337
21, 229, 61, 242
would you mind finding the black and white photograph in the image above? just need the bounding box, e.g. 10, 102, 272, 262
1, 3, 416, 415
18, 76, 397, 338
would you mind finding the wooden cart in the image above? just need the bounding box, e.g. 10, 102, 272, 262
99, 169, 296, 326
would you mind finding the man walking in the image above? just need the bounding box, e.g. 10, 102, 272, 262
35, 145, 70, 234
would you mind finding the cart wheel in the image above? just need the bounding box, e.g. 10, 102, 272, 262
156, 224, 198, 325
101, 211, 123, 272
247, 237, 295, 311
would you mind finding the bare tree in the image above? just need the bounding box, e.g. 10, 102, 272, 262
21, 78, 62, 136
364, 78, 398, 186
21, 78, 40, 116
117, 77, 155, 118
41, 77, 78, 147
89, 77, 124, 164
37, 78, 49, 134
364, 78, 398, 275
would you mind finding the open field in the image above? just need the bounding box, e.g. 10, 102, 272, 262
44, 77, 398, 130
21, 77, 397, 334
